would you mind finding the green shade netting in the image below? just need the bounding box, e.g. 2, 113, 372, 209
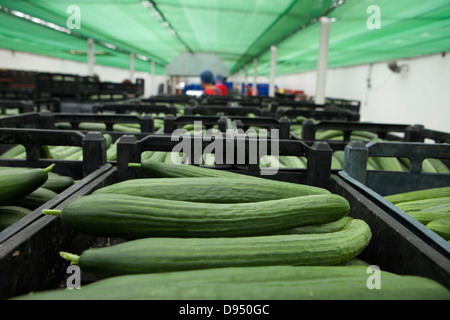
251, 0, 450, 76
0, 0, 449, 77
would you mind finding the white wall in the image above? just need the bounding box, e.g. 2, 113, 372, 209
1, 49, 449, 132
275, 53, 450, 132
0, 49, 167, 97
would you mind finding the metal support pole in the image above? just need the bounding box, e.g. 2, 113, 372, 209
244, 64, 248, 95
253, 58, 258, 96
269, 46, 277, 97
315, 17, 331, 105
151, 60, 155, 97
87, 38, 95, 76
129, 53, 135, 82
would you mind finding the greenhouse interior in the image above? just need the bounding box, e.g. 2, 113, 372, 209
0, 0, 449, 303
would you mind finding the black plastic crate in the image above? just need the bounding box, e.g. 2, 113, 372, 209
199, 95, 271, 108
0, 163, 115, 299
324, 97, 361, 113
92, 102, 178, 116
232, 116, 292, 140
0, 128, 108, 179
35, 73, 82, 100
300, 120, 449, 144
0, 112, 156, 134
141, 95, 198, 106
184, 104, 269, 117
99, 78, 145, 97
0, 128, 109, 247
32, 98, 61, 113
339, 140, 450, 264
1, 155, 449, 299
0, 100, 34, 115
276, 107, 360, 122
115, 133, 333, 188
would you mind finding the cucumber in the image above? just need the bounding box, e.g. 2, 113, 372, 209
129, 160, 255, 179
396, 197, 450, 213
0, 165, 54, 206
13, 187, 58, 210
422, 159, 438, 173
92, 177, 331, 203
113, 124, 140, 133
12, 265, 450, 300
316, 130, 343, 140
331, 155, 343, 170
371, 156, 405, 172
426, 219, 450, 240
107, 141, 118, 161
0, 144, 26, 159
279, 156, 306, 168
78, 123, 106, 131
48, 146, 82, 160
44, 193, 350, 238
407, 210, 450, 225
260, 155, 286, 168
426, 158, 450, 174
42, 172, 75, 193
384, 187, 450, 205
277, 216, 353, 235
148, 151, 167, 163
59, 219, 370, 278
0, 206, 32, 231
140, 150, 154, 161
336, 258, 371, 267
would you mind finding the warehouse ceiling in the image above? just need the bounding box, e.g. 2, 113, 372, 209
0, 0, 449, 77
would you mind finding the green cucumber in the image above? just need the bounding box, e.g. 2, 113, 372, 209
279, 156, 307, 168
396, 197, 450, 213
148, 151, 167, 163
44, 193, 350, 238
426, 158, 450, 174
332, 155, 343, 170
140, 150, 154, 161
426, 219, 450, 240
336, 258, 371, 267
13, 187, 58, 210
78, 122, 106, 131
422, 159, 438, 173
13, 265, 450, 300
0, 165, 54, 206
59, 219, 370, 278
92, 177, 330, 203
129, 159, 255, 179
277, 216, 353, 235
113, 124, 141, 133
371, 156, 405, 172
0, 206, 32, 231
384, 187, 450, 205
0, 144, 26, 159
407, 211, 450, 225
48, 146, 82, 160
260, 155, 286, 168
107, 141, 118, 161
42, 172, 75, 193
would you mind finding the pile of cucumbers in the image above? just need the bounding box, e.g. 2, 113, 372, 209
0, 165, 75, 231
385, 186, 450, 241
10, 161, 450, 300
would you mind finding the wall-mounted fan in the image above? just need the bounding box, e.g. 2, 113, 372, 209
388, 61, 409, 74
